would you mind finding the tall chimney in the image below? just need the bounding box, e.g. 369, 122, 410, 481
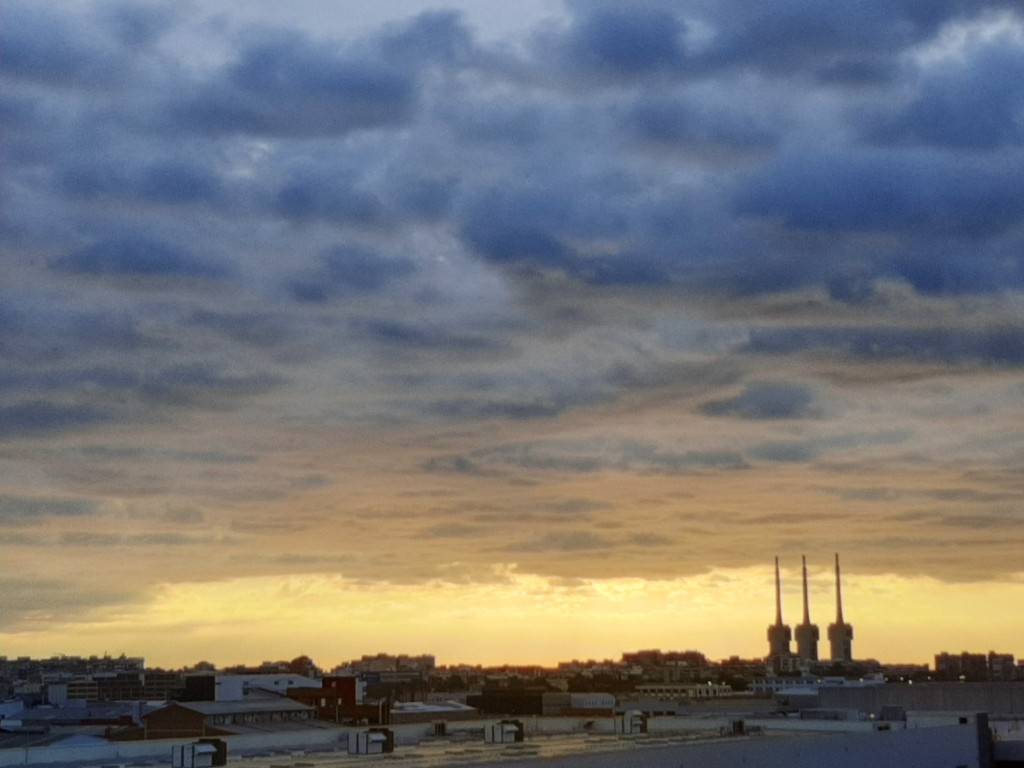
827, 552, 853, 662
775, 556, 784, 625
802, 555, 811, 624
834, 552, 844, 624
767, 556, 792, 662
795, 555, 820, 662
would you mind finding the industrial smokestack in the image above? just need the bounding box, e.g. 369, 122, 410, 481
775, 556, 784, 625
767, 556, 792, 662
795, 555, 820, 662
827, 552, 854, 662
834, 552, 844, 624
802, 555, 811, 624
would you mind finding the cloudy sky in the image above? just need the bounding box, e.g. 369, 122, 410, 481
2, 0, 1023, 668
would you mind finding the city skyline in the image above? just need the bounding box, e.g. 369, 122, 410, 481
2, 0, 1024, 668
3, 555, 1019, 669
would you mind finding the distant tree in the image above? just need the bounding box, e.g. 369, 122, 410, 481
288, 655, 319, 677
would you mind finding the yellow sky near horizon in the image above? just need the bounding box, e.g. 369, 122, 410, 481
3, 567, 1022, 670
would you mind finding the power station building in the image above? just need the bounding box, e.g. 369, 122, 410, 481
827, 553, 854, 662
766, 556, 792, 664
767, 554, 854, 666
794, 555, 820, 662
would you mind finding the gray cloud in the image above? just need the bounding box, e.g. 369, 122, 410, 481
746, 326, 1024, 365
163, 32, 419, 138
505, 530, 615, 552
701, 382, 818, 419
749, 429, 912, 463
430, 439, 750, 477
422, 455, 486, 475
0, 401, 112, 439
289, 245, 416, 302
0, 495, 100, 524
0, 577, 139, 630
51, 235, 226, 279
562, 8, 687, 78
863, 36, 1024, 150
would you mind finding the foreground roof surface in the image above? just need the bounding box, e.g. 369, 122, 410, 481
232, 731, 733, 768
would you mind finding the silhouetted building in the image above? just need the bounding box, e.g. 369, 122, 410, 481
934, 651, 1017, 682
827, 553, 854, 662
466, 688, 546, 716
142, 699, 316, 740
794, 555, 820, 662
988, 652, 1016, 682
766, 557, 792, 667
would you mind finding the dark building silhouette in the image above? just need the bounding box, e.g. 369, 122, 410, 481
766, 556, 792, 663
794, 555, 820, 662
827, 553, 854, 662
934, 651, 1018, 682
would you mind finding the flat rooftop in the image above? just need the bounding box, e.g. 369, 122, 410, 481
229, 731, 743, 768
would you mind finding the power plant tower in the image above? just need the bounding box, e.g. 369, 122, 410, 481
827, 552, 854, 662
766, 556, 792, 660
794, 555, 819, 661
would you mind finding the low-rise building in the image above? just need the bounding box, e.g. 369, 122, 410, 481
142, 699, 318, 740
635, 683, 733, 701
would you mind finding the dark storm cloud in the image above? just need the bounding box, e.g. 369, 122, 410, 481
701, 382, 818, 419
563, 8, 687, 78
428, 397, 574, 421
556, 0, 1021, 86
687, 0, 1019, 79
347, 317, 512, 357
388, 175, 459, 221
0, 301, 168, 365
864, 37, 1024, 149
0, 2, 123, 86
97, 2, 176, 47
626, 96, 777, 150
735, 150, 1024, 240
289, 245, 416, 302
185, 311, 293, 348
51, 235, 226, 279
459, 187, 669, 286
136, 364, 282, 408
0, 401, 112, 439
165, 31, 418, 137
377, 10, 477, 68
746, 326, 1024, 365
61, 160, 223, 206
273, 174, 385, 227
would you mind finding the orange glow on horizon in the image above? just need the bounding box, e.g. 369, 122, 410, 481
2, 568, 1022, 670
